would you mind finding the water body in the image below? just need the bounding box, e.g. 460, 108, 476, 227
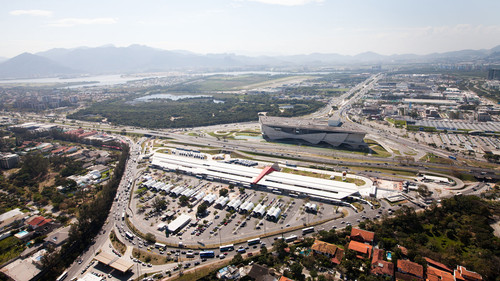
0, 74, 161, 88
133, 93, 212, 102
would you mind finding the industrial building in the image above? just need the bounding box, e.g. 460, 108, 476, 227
259, 116, 367, 149
151, 153, 361, 202
167, 214, 192, 233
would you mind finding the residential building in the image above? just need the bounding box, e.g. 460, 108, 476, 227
396, 259, 424, 281
454, 265, 483, 281
424, 257, 452, 273
348, 240, 373, 259
246, 264, 278, 281
350, 228, 375, 244
0, 153, 19, 169
371, 248, 394, 278
311, 240, 344, 264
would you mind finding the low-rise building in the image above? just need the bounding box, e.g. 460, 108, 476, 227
348, 240, 372, 259
371, 248, 394, 278
350, 228, 375, 244
454, 265, 483, 281
396, 259, 424, 281
311, 240, 344, 264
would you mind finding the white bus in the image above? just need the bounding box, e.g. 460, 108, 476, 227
219, 244, 234, 252
247, 238, 261, 246
302, 227, 315, 235
55, 271, 68, 281
125, 231, 134, 240
284, 235, 297, 243
155, 242, 166, 250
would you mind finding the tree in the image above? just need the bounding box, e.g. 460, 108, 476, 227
231, 253, 243, 265
290, 262, 305, 281
145, 233, 156, 244
152, 197, 167, 213
219, 188, 228, 197
178, 195, 189, 206
273, 238, 288, 259
197, 203, 208, 216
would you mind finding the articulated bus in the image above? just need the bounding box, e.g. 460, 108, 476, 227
247, 238, 261, 246
55, 271, 68, 281
302, 227, 315, 235
219, 244, 234, 252
199, 251, 215, 258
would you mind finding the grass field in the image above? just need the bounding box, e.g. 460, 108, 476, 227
185, 74, 315, 91
0, 236, 25, 265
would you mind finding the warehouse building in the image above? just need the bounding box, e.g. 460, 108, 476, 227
167, 214, 192, 233
151, 153, 361, 202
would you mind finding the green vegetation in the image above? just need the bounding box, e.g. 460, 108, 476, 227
36, 141, 129, 280
110, 230, 127, 255
365, 139, 391, 158
0, 236, 25, 265
68, 93, 323, 129
420, 153, 454, 165
132, 248, 170, 265
364, 196, 500, 280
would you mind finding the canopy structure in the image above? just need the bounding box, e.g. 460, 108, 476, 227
94, 252, 134, 273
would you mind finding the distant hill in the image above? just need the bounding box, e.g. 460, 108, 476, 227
36, 44, 249, 74
0, 44, 499, 79
0, 53, 78, 79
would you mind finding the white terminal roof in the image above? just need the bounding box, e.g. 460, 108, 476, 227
151, 153, 359, 200
167, 213, 192, 233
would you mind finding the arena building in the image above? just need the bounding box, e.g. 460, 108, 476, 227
259, 116, 367, 149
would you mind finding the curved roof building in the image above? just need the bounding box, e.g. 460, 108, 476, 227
259, 116, 367, 149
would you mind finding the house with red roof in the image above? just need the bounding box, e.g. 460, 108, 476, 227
348, 240, 372, 259
371, 248, 394, 278
26, 216, 58, 235
424, 257, 452, 273
396, 259, 424, 281
427, 266, 455, 281
311, 240, 344, 265
454, 265, 482, 281
350, 228, 375, 244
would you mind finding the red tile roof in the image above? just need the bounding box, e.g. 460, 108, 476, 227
372, 248, 385, 264
350, 228, 375, 243
348, 240, 372, 258
331, 247, 344, 265
456, 265, 482, 281
424, 257, 452, 273
27, 216, 44, 226
312, 240, 338, 256
279, 276, 294, 281
27, 216, 52, 228
398, 245, 409, 256
427, 266, 455, 281
397, 260, 424, 278
454, 270, 466, 281
372, 260, 394, 276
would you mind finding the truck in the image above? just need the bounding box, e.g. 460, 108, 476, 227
448, 155, 457, 160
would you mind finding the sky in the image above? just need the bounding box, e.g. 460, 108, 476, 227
1, 0, 500, 58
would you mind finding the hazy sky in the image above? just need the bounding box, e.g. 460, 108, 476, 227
2, 0, 500, 58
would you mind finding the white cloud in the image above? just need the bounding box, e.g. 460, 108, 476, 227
243, 0, 323, 6
9, 9, 53, 17
48, 18, 118, 27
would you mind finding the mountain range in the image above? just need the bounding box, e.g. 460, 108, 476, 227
0, 44, 499, 79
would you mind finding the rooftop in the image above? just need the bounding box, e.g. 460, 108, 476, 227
350, 228, 375, 243
397, 259, 424, 278
259, 116, 361, 134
